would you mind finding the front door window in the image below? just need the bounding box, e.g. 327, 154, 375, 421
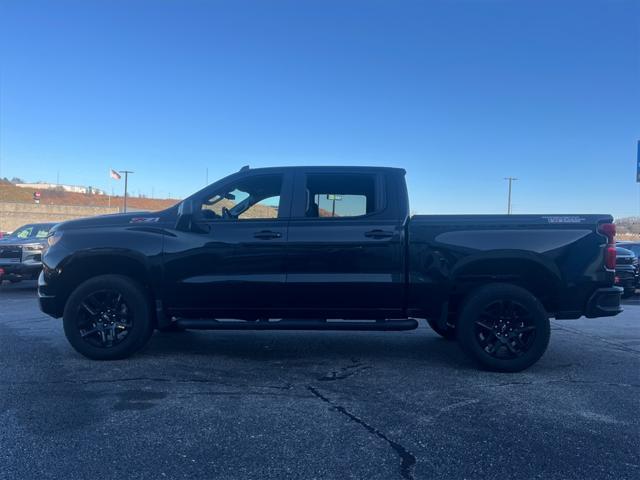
200, 174, 283, 220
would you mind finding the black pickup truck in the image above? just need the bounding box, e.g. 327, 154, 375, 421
39, 166, 622, 371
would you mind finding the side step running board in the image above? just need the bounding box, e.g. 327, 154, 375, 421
174, 318, 419, 331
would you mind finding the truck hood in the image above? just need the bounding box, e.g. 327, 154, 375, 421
51, 207, 178, 232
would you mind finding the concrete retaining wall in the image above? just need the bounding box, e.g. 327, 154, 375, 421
0, 202, 119, 232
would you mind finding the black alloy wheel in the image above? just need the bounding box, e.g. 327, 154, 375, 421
63, 275, 153, 360
457, 283, 550, 372
76, 289, 133, 348
474, 299, 537, 359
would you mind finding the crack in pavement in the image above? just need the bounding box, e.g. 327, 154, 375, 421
318, 358, 371, 382
307, 386, 416, 480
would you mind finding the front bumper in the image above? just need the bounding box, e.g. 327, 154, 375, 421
0, 261, 42, 278
585, 286, 623, 318
38, 271, 64, 318
615, 269, 639, 291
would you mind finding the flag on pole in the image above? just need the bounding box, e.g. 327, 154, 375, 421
110, 169, 122, 180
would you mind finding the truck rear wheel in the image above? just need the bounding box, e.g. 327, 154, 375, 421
63, 275, 154, 360
457, 284, 550, 372
426, 318, 456, 340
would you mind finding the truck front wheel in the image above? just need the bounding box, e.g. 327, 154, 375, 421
457, 284, 550, 372
63, 275, 154, 360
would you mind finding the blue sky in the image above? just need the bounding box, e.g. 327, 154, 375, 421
0, 0, 638, 217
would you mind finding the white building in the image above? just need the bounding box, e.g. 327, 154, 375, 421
14, 183, 107, 196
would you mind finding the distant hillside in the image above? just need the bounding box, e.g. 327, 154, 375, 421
0, 182, 178, 211
0, 182, 282, 219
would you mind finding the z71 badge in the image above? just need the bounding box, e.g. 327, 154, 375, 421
129, 217, 160, 223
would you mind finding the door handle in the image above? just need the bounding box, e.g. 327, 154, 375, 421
364, 229, 394, 239
253, 230, 282, 240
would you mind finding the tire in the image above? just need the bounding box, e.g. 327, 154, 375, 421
427, 318, 457, 340
457, 283, 550, 372
63, 274, 154, 360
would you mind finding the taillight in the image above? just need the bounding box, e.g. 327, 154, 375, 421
598, 223, 616, 270
599, 223, 616, 243
605, 246, 617, 270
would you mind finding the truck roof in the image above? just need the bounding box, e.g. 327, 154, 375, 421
235, 165, 406, 175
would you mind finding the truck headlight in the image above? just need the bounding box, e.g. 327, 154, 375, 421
47, 231, 63, 248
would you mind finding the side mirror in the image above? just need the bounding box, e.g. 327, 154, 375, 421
175, 199, 194, 231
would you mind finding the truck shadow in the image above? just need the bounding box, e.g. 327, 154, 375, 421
143, 327, 473, 370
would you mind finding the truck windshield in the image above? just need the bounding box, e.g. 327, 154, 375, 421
10, 225, 51, 239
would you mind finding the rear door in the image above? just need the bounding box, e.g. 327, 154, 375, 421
284, 169, 405, 318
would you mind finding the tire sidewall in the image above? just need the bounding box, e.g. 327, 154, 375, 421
427, 318, 457, 340
63, 275, 152, 360
457, 283, 550, 372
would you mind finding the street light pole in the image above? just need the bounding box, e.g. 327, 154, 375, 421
504, 177, 518, 215
119, 170, 134, 212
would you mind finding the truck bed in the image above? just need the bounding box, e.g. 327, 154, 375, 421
407, 213, 614, 319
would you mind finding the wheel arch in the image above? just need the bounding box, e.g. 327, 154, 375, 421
56, 250, 158, 318
449, 250, 563, 316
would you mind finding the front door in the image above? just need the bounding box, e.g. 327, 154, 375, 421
163, 171, 292, 317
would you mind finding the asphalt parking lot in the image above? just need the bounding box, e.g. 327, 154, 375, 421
1, 282, 638, 480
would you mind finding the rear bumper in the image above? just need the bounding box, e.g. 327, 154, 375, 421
585, 286, 623, 318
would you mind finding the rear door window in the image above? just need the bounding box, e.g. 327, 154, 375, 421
303, 174, 378, 218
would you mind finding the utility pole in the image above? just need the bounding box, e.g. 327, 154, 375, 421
327, 194, 342, 217
119, 170, 134, 212
504, 177, 518, 215
636, 140, 640, 216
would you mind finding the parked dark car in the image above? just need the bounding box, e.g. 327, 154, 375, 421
0, 223, 56, 284
617, 241, 640, 258
614, 246, 638, 297
38, 166, 622, 372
